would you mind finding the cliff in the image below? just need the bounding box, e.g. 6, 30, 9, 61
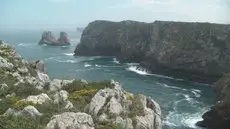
75, 20, 230, 83
197, 74, 230, 129
0, 40, 162, 129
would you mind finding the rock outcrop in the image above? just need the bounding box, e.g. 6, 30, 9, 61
88, 81, 162, 129
75, 20, 230, 83
4, 106, 42, 118
39, 31, 70, 45
197, 74, 230, 129
46, 112, 94, 129
0, 40, 162, 129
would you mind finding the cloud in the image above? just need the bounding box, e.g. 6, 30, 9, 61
107, 0, 228, 23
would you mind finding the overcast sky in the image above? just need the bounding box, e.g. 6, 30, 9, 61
0, 0, 229, 30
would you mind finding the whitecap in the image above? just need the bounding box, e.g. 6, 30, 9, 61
159, 83, 187, 91
163, 120, 177, 127
88, 56, 103, 61
95, 64, 101, 67
17, 43, 35, 47
126, 63, 140, 66
95, 64, 123, 68
175, 93, 194, 102
75, 68, 100, 72
165, 111, 205, 129
191, 90, 201, 98
126, 66, 152, 75
63, 53, 74, 56
56, 59, 76, 63
112, 58, 120, 64
84, 63, 92, 67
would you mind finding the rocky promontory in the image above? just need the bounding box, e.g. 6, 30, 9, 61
197, 73, 230, 129
0, 40, 162, 129
39, 31, 70, 45
75, 20, 230, 83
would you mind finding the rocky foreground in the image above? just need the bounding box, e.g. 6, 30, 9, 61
75, 20, 230, 83
0, 40, 161, 129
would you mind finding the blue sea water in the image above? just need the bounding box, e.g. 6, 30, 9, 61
0, 30, 214, 129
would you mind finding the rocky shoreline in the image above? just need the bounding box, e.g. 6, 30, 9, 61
75, 20, 230, 84
0, 40, 162, 129
74, 20, 230, 129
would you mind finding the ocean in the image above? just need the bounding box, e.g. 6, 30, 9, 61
0, 30, 214, 129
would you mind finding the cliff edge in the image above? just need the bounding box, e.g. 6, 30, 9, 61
75, 20, 230, 83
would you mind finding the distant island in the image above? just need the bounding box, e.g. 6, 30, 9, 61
77, 27, 85, 33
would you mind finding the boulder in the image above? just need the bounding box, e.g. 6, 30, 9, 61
23, 93, 52, 104
37, 72, 50, 84
107, 97, 122, 115
46, 112, 94, 129
4, 106, 42, 118
0, 83, 8, 91
35, 60, 45, 72
17, 67, 29, 74
53, 90, 73, 109
0, 56, 14, 69
49, 79, 74, 91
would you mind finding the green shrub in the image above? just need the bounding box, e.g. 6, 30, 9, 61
0, 115, 43, 129
0, 98, 15, 114
128, 95, 145, 118
95, 120, 122, 129
14, 83, 42, 98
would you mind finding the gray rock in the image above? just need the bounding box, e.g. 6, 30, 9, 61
53, 90, 73, 109
0, 83, 8, 91
0, 56, 14, 69
121, 118, 133, 129
4, 106, 42, 118
49, 79, 74, 91
46, 112, 94, 129
107, 97, 122, 115
17, 67, 29, 74
37, 72, 50, 84
24, 93, 52, 104
35, 60, 45, 72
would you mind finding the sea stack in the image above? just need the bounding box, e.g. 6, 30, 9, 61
39, 31, 70, 46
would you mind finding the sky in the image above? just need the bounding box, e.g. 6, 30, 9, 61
0, 0, 230, 30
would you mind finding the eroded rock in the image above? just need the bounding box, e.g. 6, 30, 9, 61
46, 112, 94, 129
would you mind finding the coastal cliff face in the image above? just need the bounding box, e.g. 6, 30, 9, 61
197, 74, 230, 129
75, 20, 230, 83
0, 40, 162, 129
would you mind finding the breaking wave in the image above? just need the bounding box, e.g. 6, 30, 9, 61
84, 63, 92, 67
112, 58, 120, 64
126, 66, 152, 75
63, 53, 74, 56
17, 43, 35, 47
56, 59, 77, 63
